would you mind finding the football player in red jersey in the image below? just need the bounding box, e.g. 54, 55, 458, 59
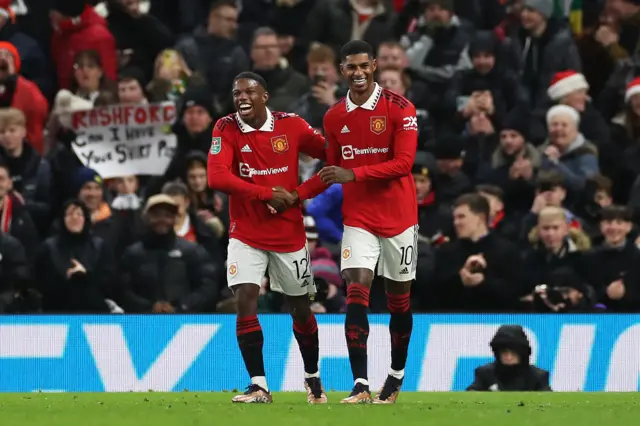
295, 41, 419, 404
207, 72, 328, 404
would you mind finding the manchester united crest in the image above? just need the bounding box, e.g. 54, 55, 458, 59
271, 135, 289, 153
370, 116, 386, 135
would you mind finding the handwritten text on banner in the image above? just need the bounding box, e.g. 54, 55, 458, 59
71, 103, 178, 178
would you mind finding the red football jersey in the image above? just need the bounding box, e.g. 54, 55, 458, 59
207, 109, 326, 252
298, 83, 418, 238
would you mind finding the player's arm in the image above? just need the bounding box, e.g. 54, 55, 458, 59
297, 118, 327, 161
207, 121, 272, 200
351, 103, 418, 182
294, 117, 341, 202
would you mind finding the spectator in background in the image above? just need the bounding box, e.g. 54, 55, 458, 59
446, 31, 524, 132
467, 325, 551, 391
290, 43, 341, 129
477, 184, 518, 241
520, 206, 595, 313
146, 49, 200, 103
587, 205, 640, 312
303, 0, 395, 56
504, 0, 581, 112
432, 193, 521, 312
151, 85, 214, 195
0, 228, 28, 313
176, 0, 249, 114
105, 0, 174, 83
432, 135, 473, 204
404, 0, 473, 121
0, 0, 52, 97
0, 108, 52, 233
69, 49, 118, 104
250, 27, 308, 111
119, 194, 218, 313
0, 42, 48, 153
377, 40, 409, 71
596, 0, 640, 61
480, 106, 540, 214
35, 199, 114, 313
183, 151, 228, 238
414, 150, 452, 245
51, 0, 117, 90
161, 180, 224, 268
539, 105, 599, 194
116, 66, 147, 104
533, 70, 609, 147
310, 245, 346, 313
306, 184, 343, 251
379, 67, 435, 150
0, 161, 38, 262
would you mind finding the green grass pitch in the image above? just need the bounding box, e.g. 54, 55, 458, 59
0, 392, 639, 426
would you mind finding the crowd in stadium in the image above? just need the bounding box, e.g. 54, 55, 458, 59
0, 0, 639, 314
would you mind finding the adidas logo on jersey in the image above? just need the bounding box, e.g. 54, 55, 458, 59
241, 144, 252, 153
341, 125, 350, 133
399, 267, 409, 275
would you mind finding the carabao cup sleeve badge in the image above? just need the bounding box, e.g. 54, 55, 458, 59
210, 137, 221, 154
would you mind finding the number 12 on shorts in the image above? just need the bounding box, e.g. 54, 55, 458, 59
293, 249, 311, 280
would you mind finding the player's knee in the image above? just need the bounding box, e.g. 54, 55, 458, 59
384, 279, 412, 295
286, 295, 311, 323
234, 283, 260, 316
342, 268, 373, 287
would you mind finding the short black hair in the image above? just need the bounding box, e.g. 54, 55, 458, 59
233, 71, 268, 91
453, 193, 490, 223
536, 170, 565, 190
340, 40, 374, 62
600, 205, 633, 222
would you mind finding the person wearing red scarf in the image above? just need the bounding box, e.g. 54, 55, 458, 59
414, 151, 452, 246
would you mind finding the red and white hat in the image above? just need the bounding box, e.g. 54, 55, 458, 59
547, 71, 589, 101
625, 77, 640, 103
0, 0, 10, 19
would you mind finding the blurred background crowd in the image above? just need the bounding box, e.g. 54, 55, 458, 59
1, 0, 640, 315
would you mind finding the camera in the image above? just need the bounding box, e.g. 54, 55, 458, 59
313, 277, 329, 302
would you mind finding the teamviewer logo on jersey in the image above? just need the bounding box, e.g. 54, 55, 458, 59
342, 145, 354, 160
239, 162, 252, 177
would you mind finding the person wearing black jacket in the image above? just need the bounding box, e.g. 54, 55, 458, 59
0, 108, 52, 234
119, 194, 218, 313
431, 193, 521, 312
586, 205, 640, 312
467, 325, 551, 392
0, 229, 29, 313
35, 200, 114, 313
0, 161, 38, 263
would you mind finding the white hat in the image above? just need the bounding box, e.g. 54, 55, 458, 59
547, 70, 589, 101
546, 104, 580, 125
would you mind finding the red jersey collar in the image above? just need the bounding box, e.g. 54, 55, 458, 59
235, 108, 275, 133
346, 83, 382, 112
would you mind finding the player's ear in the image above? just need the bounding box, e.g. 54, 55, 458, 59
339, 62, 345, 76
371, 58, 377, 73
262, 91, 269, 105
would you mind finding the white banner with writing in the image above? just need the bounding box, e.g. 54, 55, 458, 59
71, 102, 178, 178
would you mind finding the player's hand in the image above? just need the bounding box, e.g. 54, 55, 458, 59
319, 166, 355, 184
267, 186, 297, 213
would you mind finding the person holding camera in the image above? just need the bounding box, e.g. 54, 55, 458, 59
467, 325, 551, 392
432, 193, 521, 312
520, 206, 597, 313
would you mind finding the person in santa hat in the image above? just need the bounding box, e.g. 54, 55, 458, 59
50, 0, 117, 90
0, 41, 48, 154
534, 70, 609, 148
0, 0, 52, 97
538, 104, 599, 194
